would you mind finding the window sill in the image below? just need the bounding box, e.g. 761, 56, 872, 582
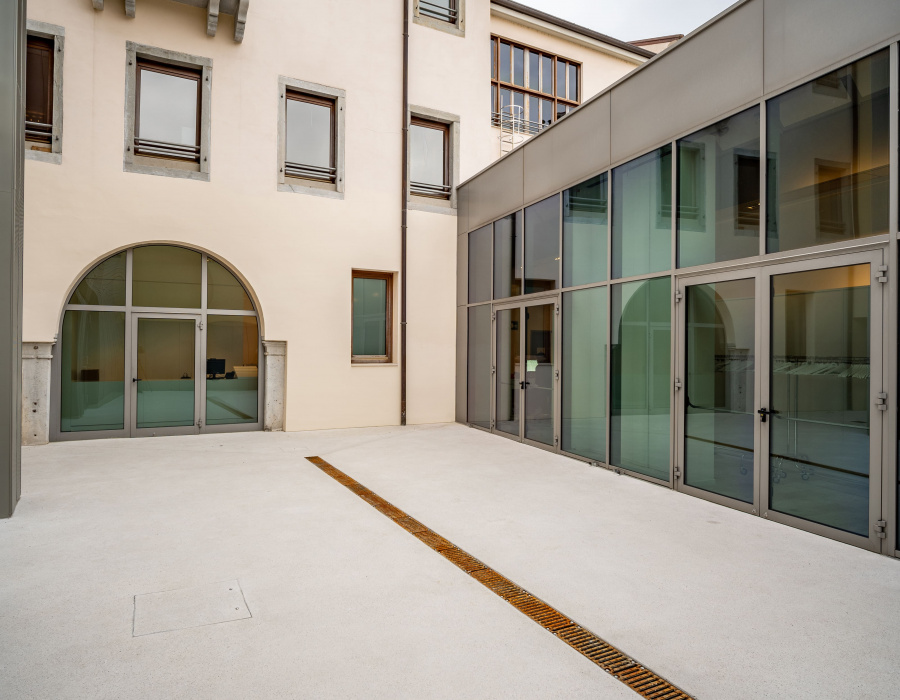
279, 177, 344, 200
413, 9, 465, 37
125, 156, 209, 182
410, 194, 456, 216
25, 143, 61, 165
351, 362, 398, 367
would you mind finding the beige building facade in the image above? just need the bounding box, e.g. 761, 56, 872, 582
20, 0, 650, 444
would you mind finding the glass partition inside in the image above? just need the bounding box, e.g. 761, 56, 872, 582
678, 106, 760, 268
766, 49, 890, 253
206, 316, 259, 426
562, 286, 607, 462
524, 195, 560, 295
467, 305, 492, 429
133, 246, 202, 308
468, 224, 493, 304
494, 212, 522, 299
610, 277, 671, 480
612, 145, 672, 279
563, 174, 607, 287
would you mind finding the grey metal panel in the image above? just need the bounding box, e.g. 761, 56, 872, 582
764, 0, 900, 94
457, 230, 468, 307
467, 148, 524, 230
523, 94, 611, 204
455, 306, 467, 423
610, 0, 763, 163
457, 184, 469, 235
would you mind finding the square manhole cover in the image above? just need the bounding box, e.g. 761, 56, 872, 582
133, 579, 251, 637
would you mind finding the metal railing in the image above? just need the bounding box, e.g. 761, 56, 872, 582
25, 120, 52, 143
284, 161, 337, 183
134, 138, 200, 162
419, 0, 457, 23
410, 181, 451, 198
491, 110, 545, 136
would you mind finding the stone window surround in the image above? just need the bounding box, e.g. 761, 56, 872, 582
123, 42, 212, 182
408, 105, 460, 216
277, 76, 346, 200
25, 20, 64, 165
413, 0, 465, 38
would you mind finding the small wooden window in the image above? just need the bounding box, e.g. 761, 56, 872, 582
25, 35, 54, 144
352, 272, 393, 364
409, 118, 449, 199
285, 91, 336, 183
134, 59, 202, 162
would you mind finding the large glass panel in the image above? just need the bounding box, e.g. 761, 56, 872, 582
410, 123, 445, 188
684, 279, 755, 503
468, 224, 492, 303
766, 50, 889, 253
612, 145, 672, 279
556, 60, 565, 98
493, 213, 521, 299
568, 64, 578, 101
513, 46, 525, 86
206, 316, 259, 426
563, 174, 607, 287
512, 91, 525, 121
286, 97, 332, 170
69, 252, 126, 306
528, 95, 539, 128
678, 106, 760, 268
60, 311, 125, 432
769, 265, 870, 536
133, 245, 201, 308
562, 287, 607, 461
528, 50, 539, 90
496, 307, 520, 437
208, 259, 253, 311
137, 67, 198, 147
540, 99, 553, 127
610, 277, 671, 480
541, 55, 552, 95
524, 303, 555, 445
135, 317, 195, 429
524, 195, 559, 295
499, 42, 511, 83
467, 305, 492, 429
352, 277, 388, 356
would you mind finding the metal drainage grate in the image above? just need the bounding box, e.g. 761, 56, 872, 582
306, 456, 692, 700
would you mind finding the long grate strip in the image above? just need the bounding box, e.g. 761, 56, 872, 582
306, 456, 692, 699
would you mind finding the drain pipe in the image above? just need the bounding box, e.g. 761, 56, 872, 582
400, 0, 409, 426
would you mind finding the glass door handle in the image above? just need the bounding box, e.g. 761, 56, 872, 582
519, 380, 530, 389
132, 378, 142, 382
757, 407, 776, 422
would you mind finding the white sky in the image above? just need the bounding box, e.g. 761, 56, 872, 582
515, 0, 740, 42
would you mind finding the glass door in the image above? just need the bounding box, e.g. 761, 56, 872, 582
676, 272, 760, 513
493, 297, 559, 449
759, 251, 883, 550
131, 314, 201, 437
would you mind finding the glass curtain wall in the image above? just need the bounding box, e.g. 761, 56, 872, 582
563, 173, 607, 286
494, 213, 521, 299
524, 195, 560, 294
467, 305, 492, 429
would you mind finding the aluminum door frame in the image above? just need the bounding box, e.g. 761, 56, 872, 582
757, 248, 885, 552
130, 312, 202, 438
675, 268, 763, 516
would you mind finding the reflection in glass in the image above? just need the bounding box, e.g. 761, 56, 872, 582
493, 213, 521, 299
541, 99, 553, 127
524, 195, 559, 294
528, 51, 539, 90
138, 67, 198, 147
568, 64, 577, 101
133, 246, 201, 308
612, 145, 672, 279
562, 287, 606, 461
467, 305, 492, 429
678, 106, 760, 268
610, 277, 670, 479
491, 38, 496, 79
563, 174, 607, 287
136, 317, 195, 429
25, 36, 53, 135
206, 316, 259, 426
286, 97, 332, 171
60, 311, 125, 432
541, 55, 552, 95
556, 60, 565, 97
496, 308, 520, 437
410, 123, 445, 188
499, 42, 511, 83
524, 304, 555, 445
767, 49, 889, 253
468, 224, 493, 303
69, 252, 126, 306
208, 258, 253, 311
769, 265, 870, 536
352, 277, 387, 356
513, 46, 525, 86
685, 279, 755, 502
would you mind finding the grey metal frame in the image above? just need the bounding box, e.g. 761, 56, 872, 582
50, 246, 264, 441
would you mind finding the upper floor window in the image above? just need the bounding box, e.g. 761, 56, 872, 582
285, 91, 336, 184
352, 271, 393, 364
135, 60, 201, 162
410, 118, 449, 199
490, 36, 580, 135
419, 0, 458, 23
413, 0, 465, 37
24, 21, 64, 163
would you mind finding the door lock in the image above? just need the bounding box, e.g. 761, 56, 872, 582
132, 378, 142, 383
519, 380, 530, 389
757, 407, 777, 422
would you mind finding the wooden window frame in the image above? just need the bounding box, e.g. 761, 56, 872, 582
134, 59, 202, 163
351, 271, 394, 364
25, 35, 54, 145
490, 34, 581, 132
284, 90, 337, 184
409, 117, 450, 199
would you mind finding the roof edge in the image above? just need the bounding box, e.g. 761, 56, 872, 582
629, 34, 685, 45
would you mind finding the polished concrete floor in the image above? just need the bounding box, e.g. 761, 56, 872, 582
2, 424, 899, 699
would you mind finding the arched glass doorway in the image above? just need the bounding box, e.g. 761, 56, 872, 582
52, 245, 262, 440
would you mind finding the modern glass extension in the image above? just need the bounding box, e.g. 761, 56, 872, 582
53, 245, 262, 439
464, 47, 895, 554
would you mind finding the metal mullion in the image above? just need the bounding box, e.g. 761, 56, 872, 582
885, 41, 899, 556
200, 254, 208, 432
759, 98, 767, 258
606, 168, 614, 468
668, 140, 677, 486
204, 308, 257, 316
